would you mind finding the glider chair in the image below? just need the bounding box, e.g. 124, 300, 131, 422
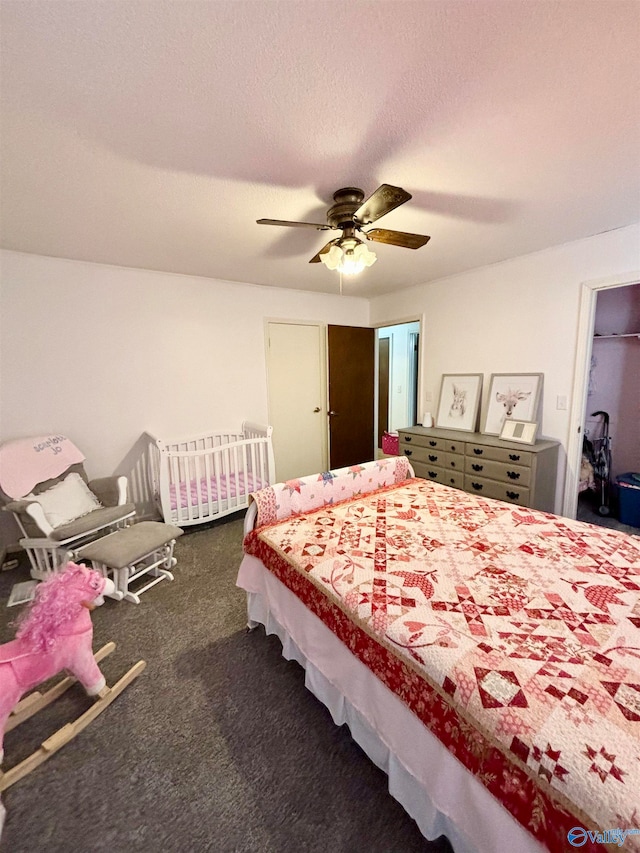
0, 435, 136, 580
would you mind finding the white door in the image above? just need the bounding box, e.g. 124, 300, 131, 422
266, 322, 328, 482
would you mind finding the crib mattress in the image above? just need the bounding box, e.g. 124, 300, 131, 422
169, 471, 265, 510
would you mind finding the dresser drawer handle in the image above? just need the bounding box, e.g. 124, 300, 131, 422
472, 463, 483, 472
404, 436, 412, 442
429, 440, 437, 447
506, 490, 520, 500
473, 448, 483, 456
507, 471, 520, 480
428, 471, 438, 478
509, 453, 520, 461
450, 461, 456, 467
450, 478, 456, 484
429, 454, 437, 462
450, 445, 456, 451
404, 450, 413, 457
471, 482, 483, 491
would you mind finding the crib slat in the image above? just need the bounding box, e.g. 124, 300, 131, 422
248, 441, 256, 493
203, 449, 213, 514
241, 441, 247, 508
184, 450, 192, 523
215, 444, 221, 514
213, 446, 222, 519
169, 454, 180, 524
193, 452, 203, 522
230, 443, 238, 510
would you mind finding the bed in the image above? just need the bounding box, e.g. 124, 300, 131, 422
145, 422, 275, 526
237, 458, 640, 853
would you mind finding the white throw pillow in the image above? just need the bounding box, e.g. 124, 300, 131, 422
26, 472, 102, 528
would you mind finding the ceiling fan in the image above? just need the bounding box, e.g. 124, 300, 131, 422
257, 185, 430, 275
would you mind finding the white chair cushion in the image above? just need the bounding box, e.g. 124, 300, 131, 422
25, 472, 102, 528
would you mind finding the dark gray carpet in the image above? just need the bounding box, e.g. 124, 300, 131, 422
576, 492, 640, 535
0, 518, 452, 853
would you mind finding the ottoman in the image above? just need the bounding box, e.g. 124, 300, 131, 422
74, 521, 183, 604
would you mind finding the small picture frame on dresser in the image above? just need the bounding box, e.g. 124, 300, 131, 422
435, 374, 483, 432
500, 419, 539, 445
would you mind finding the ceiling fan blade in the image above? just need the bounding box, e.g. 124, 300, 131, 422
309, 239, 340, 263
257, 218, 333, 231
365, 228, 431, 249
354, 184, 412, 225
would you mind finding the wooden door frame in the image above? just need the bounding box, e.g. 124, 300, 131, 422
264, 318, 329, 473
373, 315, 424, 437
563, 271, 640, 518
377, 336, 391, 447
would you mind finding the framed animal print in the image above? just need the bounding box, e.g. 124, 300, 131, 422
435, 374, 483, 432
483, 373, 543, 435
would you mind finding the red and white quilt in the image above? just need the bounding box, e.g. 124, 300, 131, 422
244, 478, 640, 853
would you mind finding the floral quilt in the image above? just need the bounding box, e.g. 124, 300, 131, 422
244, 478, 640, 853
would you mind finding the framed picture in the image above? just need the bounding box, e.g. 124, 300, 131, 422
500, 419, 539, 445
435, 374, 483, 432
483, 373, 543, 435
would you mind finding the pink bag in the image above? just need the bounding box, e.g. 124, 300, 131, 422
381, 432, 399, 455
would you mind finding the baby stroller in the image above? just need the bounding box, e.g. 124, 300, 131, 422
583, 411, 612, 516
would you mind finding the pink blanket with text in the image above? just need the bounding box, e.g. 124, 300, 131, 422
0, 435, 85, 499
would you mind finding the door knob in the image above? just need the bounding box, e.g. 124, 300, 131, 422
328, 410, 337, 417
313, 407, 321, 413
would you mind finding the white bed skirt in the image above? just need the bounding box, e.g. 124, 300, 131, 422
237, 555, 545, 853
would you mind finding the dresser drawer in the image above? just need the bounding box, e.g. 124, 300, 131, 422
464, 475, 530, 506
401, 445, 447, 466
465, 443, 533, 466
442, 452, 464, 471
400, 432, 443, 451
464, 457, 531, 487
441, 438, 465, 454
413, 462, 464, 489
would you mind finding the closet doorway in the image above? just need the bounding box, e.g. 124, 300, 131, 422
564, 276, 640, 526
376, 320, 421, 449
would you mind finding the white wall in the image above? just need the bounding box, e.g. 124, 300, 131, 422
370, 224, 640, 512
0, 250, 368, 546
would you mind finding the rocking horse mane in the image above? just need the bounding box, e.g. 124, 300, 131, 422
15, 563, 101, 652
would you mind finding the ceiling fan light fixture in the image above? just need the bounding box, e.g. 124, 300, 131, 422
319, 239, 377, 275
319, 244, 344, 271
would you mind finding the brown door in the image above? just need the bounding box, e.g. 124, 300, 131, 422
328, 325, 375, 468
378, 337, 390, 447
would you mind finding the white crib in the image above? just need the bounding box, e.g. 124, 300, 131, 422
144, 422, 275, 527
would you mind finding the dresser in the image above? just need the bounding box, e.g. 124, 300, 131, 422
397, 426, 559, 512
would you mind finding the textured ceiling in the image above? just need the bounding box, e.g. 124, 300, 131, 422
1, 1, 639, 298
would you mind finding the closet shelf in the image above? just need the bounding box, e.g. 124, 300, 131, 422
593, 333, 640, 340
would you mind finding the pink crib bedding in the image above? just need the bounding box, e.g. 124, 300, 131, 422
169, 472, 264, 510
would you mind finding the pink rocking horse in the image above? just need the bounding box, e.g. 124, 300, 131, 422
0, 562, 145, 795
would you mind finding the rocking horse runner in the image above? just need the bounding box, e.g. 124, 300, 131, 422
0, 563, 145, 796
